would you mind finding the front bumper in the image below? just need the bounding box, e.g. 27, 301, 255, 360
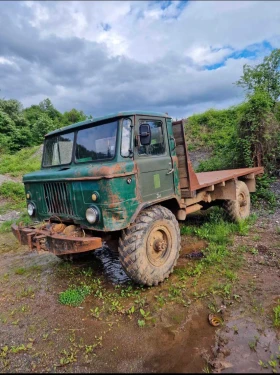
11, 223, 103, 256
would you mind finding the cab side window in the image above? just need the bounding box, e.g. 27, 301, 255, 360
138, 120, 165, 156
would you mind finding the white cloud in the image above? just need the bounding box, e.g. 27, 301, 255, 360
0, 0, 280, 118
0, 57, 14, 65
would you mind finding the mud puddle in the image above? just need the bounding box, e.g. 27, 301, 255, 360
142, 303, 217, 373
213, 309, 280, 373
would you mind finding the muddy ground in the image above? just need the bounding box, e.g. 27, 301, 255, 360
0, 182, 279, 373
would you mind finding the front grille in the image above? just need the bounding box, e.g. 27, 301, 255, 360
43, 182, 74, 216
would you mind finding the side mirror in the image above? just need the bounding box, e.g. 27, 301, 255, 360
139, 123, 151, 146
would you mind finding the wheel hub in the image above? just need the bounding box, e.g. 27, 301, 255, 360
154, 239, 168, 252
146, 224, 171, 267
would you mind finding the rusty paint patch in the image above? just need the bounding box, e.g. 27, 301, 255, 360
65, 171, 136, 181
11, 223, 102, 255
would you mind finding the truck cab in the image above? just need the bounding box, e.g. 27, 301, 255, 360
23, 111, 180, 232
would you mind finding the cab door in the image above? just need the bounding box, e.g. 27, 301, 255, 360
134, 116, 175, 202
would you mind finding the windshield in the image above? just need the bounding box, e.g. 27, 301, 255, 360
75, 120, 118, 163
43, 133, 74, 167
42, 119, 119, 167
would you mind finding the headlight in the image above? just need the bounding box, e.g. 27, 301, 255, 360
86, 207, 99, 224
27, 203, 35, 216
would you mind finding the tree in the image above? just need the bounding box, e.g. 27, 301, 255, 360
39, 98, 62, 121
0, 99, 23, 120
61, 108, 87, 126
23, 104, 45, 125
32, 114, 56, 144
236, 90, 280, 174
236, 49, 280, 106
0, 100, 33, 152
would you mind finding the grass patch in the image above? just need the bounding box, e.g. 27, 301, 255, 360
273, 301, 280, 327
177, 207, 255, 287
181, 208, 256, 245
0, 146, 41, 177
0, 212, 32, 233
59, 285, 92, 307
14, 267, 27, 275
0, 181, 28, 233
0, 181, 25, 203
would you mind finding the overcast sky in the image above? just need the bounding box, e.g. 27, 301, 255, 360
0, 1, 280, 119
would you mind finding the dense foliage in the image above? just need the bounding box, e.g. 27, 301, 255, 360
0, 98, 90, 153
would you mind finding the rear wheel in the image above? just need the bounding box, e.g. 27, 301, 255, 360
118, 205, 181, 286
224, 180, 250, 222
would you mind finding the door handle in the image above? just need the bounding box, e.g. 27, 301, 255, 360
166, 168, 174, 175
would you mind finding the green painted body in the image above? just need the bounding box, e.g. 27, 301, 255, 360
23, 111, 181, 232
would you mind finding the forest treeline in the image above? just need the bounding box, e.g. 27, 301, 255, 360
0, 98, 91, 152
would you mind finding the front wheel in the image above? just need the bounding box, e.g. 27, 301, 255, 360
223, 180, 250, 222
118, 205, 181, 286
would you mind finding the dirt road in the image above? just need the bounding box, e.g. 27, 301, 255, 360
0, 182, 279, 373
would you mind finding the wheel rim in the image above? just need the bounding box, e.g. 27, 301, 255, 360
146, 223, 172, 267
238, 191, 247, 215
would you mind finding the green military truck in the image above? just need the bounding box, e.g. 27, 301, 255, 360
12, 111, 263, 286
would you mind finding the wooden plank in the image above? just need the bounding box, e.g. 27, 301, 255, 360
173, 126, 183, 138
174, 138, 185, 146
175, 145, 186, 156
178, 156, 187, 168
181, 189, 194, 198
178, 167, 188, 178
179, 177, 189, 188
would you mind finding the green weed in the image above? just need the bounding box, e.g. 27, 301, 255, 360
224, 269, 237, 281
58, 285, 91, 307
193, 220, 234, 245
0, 181, 25, 202
137, 320, 145, 328
248, 335, 259, 351
15, 267, 27, 275
139, 308, 152, 321
90, 307, 102, 319
273, 301, 280, 327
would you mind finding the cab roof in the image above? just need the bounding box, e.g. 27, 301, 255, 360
46, 110, 171, 137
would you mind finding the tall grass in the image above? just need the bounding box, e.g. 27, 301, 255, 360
0, 181, 25, 202
0, 146, 41, 176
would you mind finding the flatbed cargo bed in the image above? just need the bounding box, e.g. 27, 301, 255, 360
172, 120, 264, 196
195, 167, 263, 190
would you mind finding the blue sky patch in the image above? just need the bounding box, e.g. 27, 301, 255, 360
101, 23, 111, 32
203, 41, 274, 71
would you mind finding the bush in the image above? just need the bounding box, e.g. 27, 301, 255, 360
236, 90, 280, 174
251, 174, 277, 209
